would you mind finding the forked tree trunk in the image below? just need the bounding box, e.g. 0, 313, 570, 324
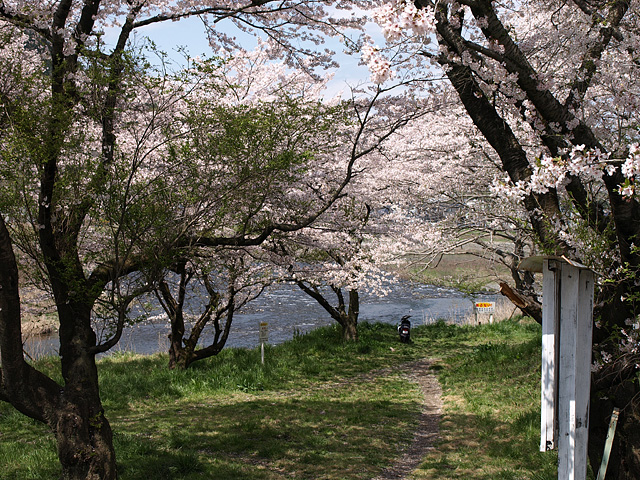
157, 267, 190, 370
295, 281, 360, 342
158, 267, 237, 370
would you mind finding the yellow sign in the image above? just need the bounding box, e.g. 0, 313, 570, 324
475, 301, 495, 313
475, 302, 493, 308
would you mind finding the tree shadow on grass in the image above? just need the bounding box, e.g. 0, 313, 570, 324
112, 392, 422, 480
114, 435, 210, 480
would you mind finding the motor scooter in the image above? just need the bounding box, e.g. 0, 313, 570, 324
398, 315, 411, 343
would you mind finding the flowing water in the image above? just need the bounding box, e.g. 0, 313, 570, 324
24, 280, 494, 359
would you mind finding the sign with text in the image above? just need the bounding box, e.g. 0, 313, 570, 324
474, 301, 495, 313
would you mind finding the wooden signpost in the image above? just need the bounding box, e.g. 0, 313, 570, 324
520, 256, 595, 480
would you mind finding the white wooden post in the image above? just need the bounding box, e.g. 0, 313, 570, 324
557, 264, 593, 480
521, 256, 595, 480
540, 258, 561, 452
259, 322, 268, 365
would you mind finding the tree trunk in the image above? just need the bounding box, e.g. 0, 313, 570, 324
434, 5, 569, 255
157, 268, 235, 370
157, 272, 189, 370
56, 301, 118, 479
340, 289, 360, 342
168, 321, 187, 370
0, 217, 117, 479
341, 317, 359, 342
55, 398, 116, 480
295, 282, 361, 342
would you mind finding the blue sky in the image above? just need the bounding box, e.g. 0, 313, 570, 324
123, 14, 375, 97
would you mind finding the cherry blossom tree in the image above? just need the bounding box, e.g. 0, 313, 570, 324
262, 88, 460, 341
146, 248, 273, 370
125, 59, 356, 367
368, 0, 640, 475
0, 1, 376, 477
268, 201, 379, 342
377, 100, 539, 308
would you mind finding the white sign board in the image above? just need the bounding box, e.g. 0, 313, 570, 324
474, 301, 496, 325
474, 301, 495, 313
259, 322, 269, 343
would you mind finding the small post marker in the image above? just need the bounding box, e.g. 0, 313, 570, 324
259, 322, 268, 365
596, 408, 620, 480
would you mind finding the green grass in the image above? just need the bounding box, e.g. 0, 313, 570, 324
413, 320, 559, 479
0, 319, 557, 479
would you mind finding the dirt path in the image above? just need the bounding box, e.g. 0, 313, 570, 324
371, 358, 443, 480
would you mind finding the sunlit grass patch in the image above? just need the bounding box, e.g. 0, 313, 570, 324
0, 410, 58, 480
1, 319, 559, 479
414, 319, 559, 480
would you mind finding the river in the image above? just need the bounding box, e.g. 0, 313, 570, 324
23, 280, 494, 360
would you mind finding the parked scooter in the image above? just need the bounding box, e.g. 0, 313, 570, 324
398, 315, 411, 343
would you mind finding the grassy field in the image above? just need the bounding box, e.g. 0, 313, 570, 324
0, 319, 559, 479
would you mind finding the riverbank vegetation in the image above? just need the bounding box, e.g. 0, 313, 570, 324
0, 319, 557, 479
402, 253, 513, 296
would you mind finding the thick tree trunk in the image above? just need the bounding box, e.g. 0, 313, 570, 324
434, 12, 568, 254
0, 217, 117, 479
341, 317, 359, 342
54, 303, 118, 479
55, 399, 116, 480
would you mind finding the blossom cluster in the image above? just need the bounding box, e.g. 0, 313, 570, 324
361, 44, 393, 84
360, 0, 437, 83
621, 144, 640, 197
490, 144, 640, 200
372, 0, 435, 42
529, 147, 609, 194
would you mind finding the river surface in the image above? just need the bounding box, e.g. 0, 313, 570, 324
24, 280, 495, 359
